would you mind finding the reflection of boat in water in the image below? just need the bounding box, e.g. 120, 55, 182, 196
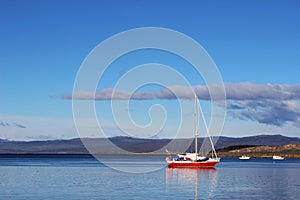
166, 94, 220, 168
273, 155, 284, 160
166, 168, 218, 200
239, 155, 251, 160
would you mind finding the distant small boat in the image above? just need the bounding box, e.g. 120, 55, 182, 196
273, 155, 284, 160
239, 155, 250, 160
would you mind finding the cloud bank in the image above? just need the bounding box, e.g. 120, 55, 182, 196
227, 100, 300, 127
63, 82, 300, 127
64, 82, 300, 101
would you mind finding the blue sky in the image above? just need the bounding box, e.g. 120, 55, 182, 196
1, 0, 300, 140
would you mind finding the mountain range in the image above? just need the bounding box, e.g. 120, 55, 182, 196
0, 134, 299, 154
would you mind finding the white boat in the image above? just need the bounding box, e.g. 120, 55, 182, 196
239, 155, 250, 160
273, 155, 284, 160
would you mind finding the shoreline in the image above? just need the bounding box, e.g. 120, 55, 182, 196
1, 152, 300, 158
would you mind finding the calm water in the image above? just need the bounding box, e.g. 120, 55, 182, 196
0, 154, 299, 199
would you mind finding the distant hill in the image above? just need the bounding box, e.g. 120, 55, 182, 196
214, 134, 300, 149
0, 138, 9, 143
0, 134, 299, 154
217, 143, 300, 158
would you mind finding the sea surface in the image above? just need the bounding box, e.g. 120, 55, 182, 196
0, 154, 299, 200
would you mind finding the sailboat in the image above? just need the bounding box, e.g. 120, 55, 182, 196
166, 94, 221, 168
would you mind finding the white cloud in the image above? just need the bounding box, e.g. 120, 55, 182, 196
63, 82, 300, 101
63, 82, 300, 127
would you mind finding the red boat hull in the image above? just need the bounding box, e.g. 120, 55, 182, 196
167, 161, 218, 168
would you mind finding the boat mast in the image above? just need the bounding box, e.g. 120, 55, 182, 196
194, 93, 198, 155
197, 96, 219, 159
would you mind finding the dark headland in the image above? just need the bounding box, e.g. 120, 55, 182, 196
0, 134, 300, 158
